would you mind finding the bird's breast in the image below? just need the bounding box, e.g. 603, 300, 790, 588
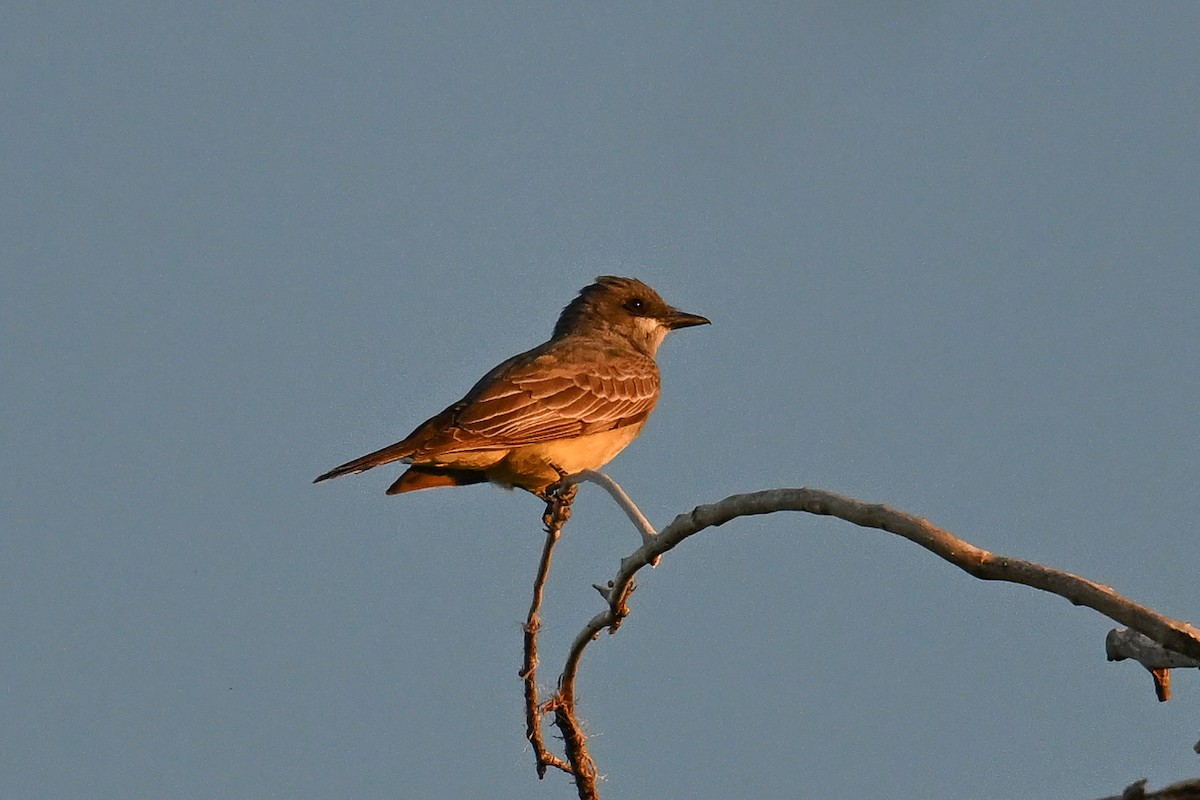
409, 423, 647, 492
506, 423, 646, 478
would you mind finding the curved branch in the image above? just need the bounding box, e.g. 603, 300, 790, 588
545, 486, 1200, 797
591, 487, 1200, 658
564, 469, 657, 545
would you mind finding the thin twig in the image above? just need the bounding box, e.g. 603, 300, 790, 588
521, 488, 576, 779
551, 694, 599, 800
565, 470, 657, 545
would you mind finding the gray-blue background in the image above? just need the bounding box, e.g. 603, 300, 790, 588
4, 4, 1198, 798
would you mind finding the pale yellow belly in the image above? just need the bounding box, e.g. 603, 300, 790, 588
505, 424, 645, 478
413, 424, 646, 490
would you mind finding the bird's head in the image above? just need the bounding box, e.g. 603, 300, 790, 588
552, 276, 710, 355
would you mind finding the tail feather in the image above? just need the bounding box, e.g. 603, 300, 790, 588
313, 440, 416, 484
386, 466, 488, 494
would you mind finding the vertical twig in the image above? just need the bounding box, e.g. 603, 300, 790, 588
521, 486, 577, 779
551, 688, 600, 799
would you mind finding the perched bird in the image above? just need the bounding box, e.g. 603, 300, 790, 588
314, 276, 709, 497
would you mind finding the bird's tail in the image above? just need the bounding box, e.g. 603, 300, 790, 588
313, 440, 416, 484
386, 466, 488, 494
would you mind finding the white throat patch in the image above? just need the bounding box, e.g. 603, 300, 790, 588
634, 316, 670, 353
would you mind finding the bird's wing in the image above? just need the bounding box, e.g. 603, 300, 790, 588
416, 345, 661, 454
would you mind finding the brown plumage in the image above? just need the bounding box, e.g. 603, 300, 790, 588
314, 276, 709, 497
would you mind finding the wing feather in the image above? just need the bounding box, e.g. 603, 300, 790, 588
411, 341, 661, 455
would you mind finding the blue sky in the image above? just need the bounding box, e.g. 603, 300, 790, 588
4, 3, 1199, 798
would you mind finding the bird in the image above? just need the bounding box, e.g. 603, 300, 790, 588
314, 276, 709, 498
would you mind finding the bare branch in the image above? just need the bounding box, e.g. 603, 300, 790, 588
531, 484, 1200, 796
521, 487, 577, 779
564, 469, 657, 546
602, 488, 1200, 659
538, 485, 1200, 796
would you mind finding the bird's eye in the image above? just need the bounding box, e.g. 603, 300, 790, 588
624, 298, 646, 313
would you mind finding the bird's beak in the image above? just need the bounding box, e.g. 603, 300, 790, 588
663, 308, 711, 329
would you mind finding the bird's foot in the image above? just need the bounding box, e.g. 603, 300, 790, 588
540, 466, 578, 531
